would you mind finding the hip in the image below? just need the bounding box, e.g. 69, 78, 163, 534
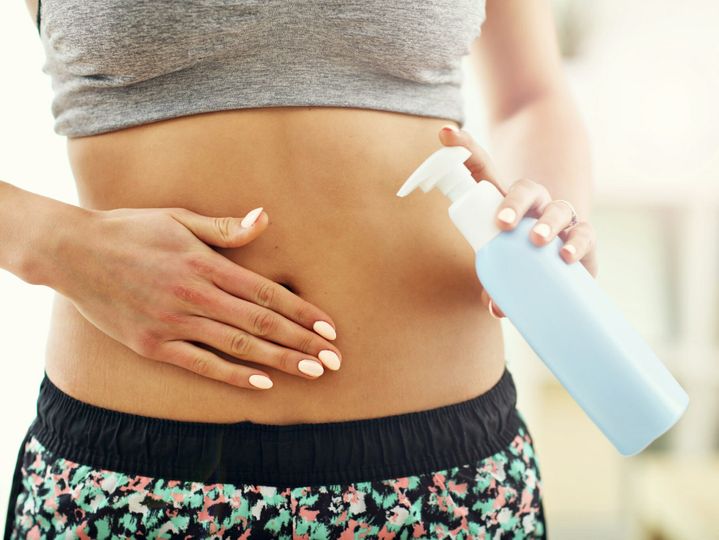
5, 366, 547, 539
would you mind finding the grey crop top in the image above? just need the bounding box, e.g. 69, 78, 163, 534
36, 0, 487, 138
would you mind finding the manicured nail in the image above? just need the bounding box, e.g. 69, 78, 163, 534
488, 299, 503, 319
497, 207, 516, 224
533, 223, 551, 239
313, 320, 337, 340
298, 359, 324, 377
249, 374, 273, 389
562, 244, 577, 255
441, 124, 459, 133
240, 207, 263, 228
318, 350, 341, 371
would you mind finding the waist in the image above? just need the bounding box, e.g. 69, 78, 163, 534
47, 107, 505, 423
27, 366, 521, 487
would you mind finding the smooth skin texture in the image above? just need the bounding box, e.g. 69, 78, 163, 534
7, 0, 595, 423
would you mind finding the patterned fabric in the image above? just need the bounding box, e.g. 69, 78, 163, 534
7, 422, 545, 539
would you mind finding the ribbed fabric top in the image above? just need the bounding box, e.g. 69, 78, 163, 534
36, 0, 487, 138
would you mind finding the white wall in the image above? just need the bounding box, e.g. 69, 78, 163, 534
0, 2, 78, 529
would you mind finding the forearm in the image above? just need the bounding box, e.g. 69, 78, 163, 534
0, 179, 92, 288
486, 91, 594, 220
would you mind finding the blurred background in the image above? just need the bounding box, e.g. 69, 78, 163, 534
1, 0, 717, 538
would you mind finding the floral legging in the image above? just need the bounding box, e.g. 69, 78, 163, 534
6, 418, 545, 539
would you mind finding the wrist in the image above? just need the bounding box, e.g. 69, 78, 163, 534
20, 196, 97, 292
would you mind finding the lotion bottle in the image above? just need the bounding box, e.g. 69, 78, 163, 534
396, 146, 689, 456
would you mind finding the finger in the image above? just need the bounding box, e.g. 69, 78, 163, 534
170, 279, 342, 371
215, 289, 342, 370
558, 221, 600, 277
480, 286, 505, 318
495, 178, 552, 231
438, 125, 507, 195
182, 316, 328, 379
490, 301, 504, 319
180, 281, 341, 360
158, 339, 274, 390
169, 206, 268, 249
193, 254, 339, 341
529, 199, 578, 246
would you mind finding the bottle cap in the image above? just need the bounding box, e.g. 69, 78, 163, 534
397, 146, 505, 251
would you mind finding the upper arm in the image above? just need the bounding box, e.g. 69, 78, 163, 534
469, 0, 569, 122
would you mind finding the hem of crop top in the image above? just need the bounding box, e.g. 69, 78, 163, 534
58, 100, 466, 139
50, 58, 467, 137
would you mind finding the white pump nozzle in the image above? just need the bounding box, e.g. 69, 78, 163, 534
396, 146, 505, 252
396, 146, 475, 201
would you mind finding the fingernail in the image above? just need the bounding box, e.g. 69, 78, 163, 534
533, 223, 551, 239
240, 207, 263, 228
313, 320, 337, 340
298, 359, 324, 377
318, 350, 341, 371
249, 374, 273, 389
562, 244, 576, 255
441, 124, 459, 133
497, 207, 516, 224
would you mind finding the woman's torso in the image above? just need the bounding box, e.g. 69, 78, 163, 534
44, 106, 507, 424
27, 0, 504, 424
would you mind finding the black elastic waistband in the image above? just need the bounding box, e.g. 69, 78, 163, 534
28, 366, 520, 488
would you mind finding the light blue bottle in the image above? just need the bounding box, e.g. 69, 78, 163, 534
396, 146, 689, 456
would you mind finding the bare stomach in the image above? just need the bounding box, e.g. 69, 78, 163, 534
44, 106, 506, 424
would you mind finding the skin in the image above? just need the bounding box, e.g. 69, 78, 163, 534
16, 0, 597, 424
438, 126, 599, 318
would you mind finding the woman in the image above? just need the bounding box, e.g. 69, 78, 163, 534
3, 0, 596, 537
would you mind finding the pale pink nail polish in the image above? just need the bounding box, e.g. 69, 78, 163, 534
318, 350, 341, 370
313, 320, 337, 340
241, 207, 263, 228
249, 374, 273, 389
298, 359, 324, 377
533, 223, 551, 239
497, 207, 516, 224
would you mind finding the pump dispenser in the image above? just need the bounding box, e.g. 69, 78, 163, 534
397, 146, 689, 456
398, 146, 505, 251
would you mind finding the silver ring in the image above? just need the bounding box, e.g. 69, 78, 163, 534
553, 199, 578, 230
488, 298, 502, 319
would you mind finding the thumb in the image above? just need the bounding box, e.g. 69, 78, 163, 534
170, 206, 267, 248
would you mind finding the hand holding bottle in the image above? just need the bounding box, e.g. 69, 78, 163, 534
397, 140, 689, 456
437, 124, 599, 318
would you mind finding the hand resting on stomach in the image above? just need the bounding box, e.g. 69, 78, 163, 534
44, 106, 506, 424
